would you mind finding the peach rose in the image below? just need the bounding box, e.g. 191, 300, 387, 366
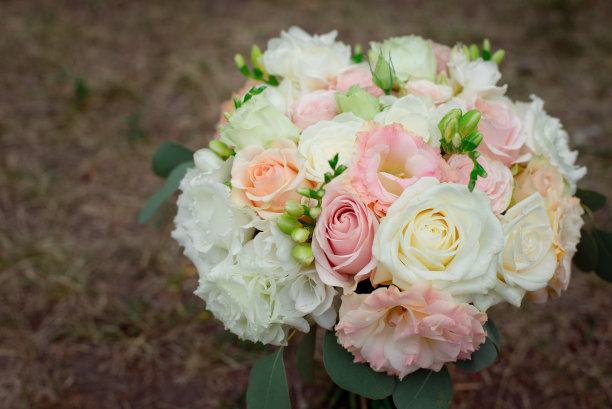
289, 90, 338, 130
336, 285, 487, 379
350, 122, 453, 217
470, 97, 527, 166
230, 139, 313, 218
514, 156, 565, 204
330, 63, 384, 97
448, 154, 513, 214
312, 178, 378, 292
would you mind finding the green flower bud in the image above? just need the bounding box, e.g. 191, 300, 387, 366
335, 84, 381, 120
291, 227, 310, 243
292, 243, 314, 265
277, 214, 302, 235
443, 117, 458, 143
234, 54, 250, 76
482, 38, 491, 53
371, 54, 394, 94
209, 140, 234, 160
308, 206, 322, 219
251, 45, 263, 70
458, 110, 482, 137
438, 108, 462, 134
492, 49, 505, 64
469, 44, 480, 61
284, 200, 305, 217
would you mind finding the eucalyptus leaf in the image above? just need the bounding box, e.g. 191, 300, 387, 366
392, 367, 453, 409
323, 331, 396, 400
152, 141, 194, 178
573, 228, 599, 272
138, 161, 193, 224
576, 188, 607, 212
593, 228, 612, 282
297, 328, 316, 385
247, 348, 291, 409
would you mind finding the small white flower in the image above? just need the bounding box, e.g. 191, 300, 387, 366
515, 95, 586, 193
448, 48, 507, 98
298, 113, 364, 183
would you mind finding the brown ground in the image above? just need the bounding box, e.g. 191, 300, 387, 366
1, 0, 611, 408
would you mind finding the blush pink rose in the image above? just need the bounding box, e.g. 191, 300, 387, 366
312, 178, 378, 292
469, 98, 527, 166
336, 285, 487, 379
350, 122, 453, 217
430, 41, 451, 74
330, 64, 384, 97
405, 79, 453, 105
230, 139, 313, 219
289, 90, 338, 130
448, 154, 513, 214
513, 156, 565, 203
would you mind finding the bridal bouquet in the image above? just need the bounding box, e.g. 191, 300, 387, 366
140, 27, 611, 408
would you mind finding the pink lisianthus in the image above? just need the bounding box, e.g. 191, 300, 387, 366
448, 154, 513, 214
350, 122, 453, 217
336, 285, 487, 379
289, 90, 338, 130
330, 64, 384, 97
430, 41, 451, 75
469, 97, 527, 166
312, 178, 378, 292
230, 139, 314, 219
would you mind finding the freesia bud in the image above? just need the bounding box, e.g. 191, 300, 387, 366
277, 214, 302, 235
291, 227, 310, 243
308, 206, 322, 219
469, 44, 480, 60
292, 243, 314, 265
458, 110, 482, 136
492, 49, 505, 64
209, 140, 233, 159
234, 54, 249, 76
250, 45, 263, 70
284, 200, 305, 217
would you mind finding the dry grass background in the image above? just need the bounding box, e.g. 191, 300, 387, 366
1, 0, 611, 408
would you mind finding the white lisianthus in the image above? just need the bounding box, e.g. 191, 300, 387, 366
372, 177, 503, 306
369, 35, 437, 82
374, 95, 440, 146
298, 113, 364, 183
172, 156, 255, 274
515, 95, 586, 193
263, 26, 351, 92
219, 95, 301, 149
261, 78, 304, 116
448, 47, 507, 98
476, 193, 557, 310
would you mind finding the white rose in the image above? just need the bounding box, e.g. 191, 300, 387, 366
297, 113, 364, 183
515, 95, 586, 193
219, 95, 301, 149
374, 95, 439, 145
263, 26, 351, 92
369, 35, 437, 82
476, 193, 557, 310
172, 160, 255, 274
372, 177, 503, 305
448, 48, 506, 98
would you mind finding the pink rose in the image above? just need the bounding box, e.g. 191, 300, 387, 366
312, 178, 378, 292
336, 285, 487, 379
470, 98, 527, 166
405, 79, 453, 105
430, 41, 451, 74
448, 154, 513, 214
350, 122, 453, 217
289, 90, 338, 130
330, 64, 384, 97
230, 139, 313, 219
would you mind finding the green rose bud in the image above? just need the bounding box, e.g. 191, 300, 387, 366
335, 84, 381, 120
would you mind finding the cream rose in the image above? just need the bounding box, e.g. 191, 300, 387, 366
372, 177, 503, 305
297, 113, 364, 183
219, 95, 301, 149
172, 153, 255, 274
231, 139, 313, 219
373, 95, 440, 145
369, 35, 437, 82
263, 26, 351, 92
515, 95, 586, 193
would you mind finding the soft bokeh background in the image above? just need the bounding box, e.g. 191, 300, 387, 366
1, 0, 611, 408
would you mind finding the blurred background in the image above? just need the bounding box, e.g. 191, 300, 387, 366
1, 0, 611, 408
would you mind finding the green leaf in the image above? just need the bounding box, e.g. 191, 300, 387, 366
455, 320, 500, 373
593, 228, 612, 282
573, 228, 599, 272
152, 141, 194, 178
576, 188, 607, 212
138, 161, 193, 224
392, 367, 453, 409
323, 331, 396, 400
297, 328, 317, 385
247, 348, 291, 409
